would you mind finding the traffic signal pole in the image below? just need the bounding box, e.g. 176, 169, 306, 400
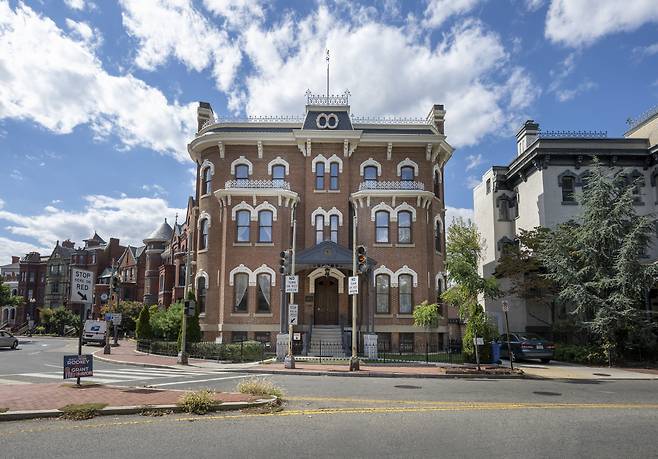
350, 214, 359, 371
177, 230, 192, 365
285, 216, 297, 369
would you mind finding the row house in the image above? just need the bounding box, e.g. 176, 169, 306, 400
17, 252, 49, 324
0, 256, 20, 326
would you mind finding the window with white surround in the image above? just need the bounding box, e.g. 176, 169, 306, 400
202, 166, 212, 195
236, 210, 250, 242
271, 165, 285, 186
315, 214, 324, 244
197, 276, 206, 314
199, 218, 209, 250
329, 162, 339, 190
235, 164, 249, 180
400, 166, 414, 182
315, 162, 325, 190
330, 214, 339, 243
258, 210, 273, 243
398, 211, 412, 243
234, 273, 249, 312
256, 273, 271, 312
399, 274, 413, 314
376, 274, 390, 314
375, 211, 390, 243
364, 166, 378, 183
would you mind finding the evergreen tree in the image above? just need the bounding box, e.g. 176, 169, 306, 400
442, 217, 499, 362
538, 159, 658, 363
135, 304, 152, 340
178, 290, 201, 350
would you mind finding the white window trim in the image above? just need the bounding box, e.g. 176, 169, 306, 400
198, 211, 212, 228
311, 154, 327, 173
373, 265, 395, 286
308, 267, 345, 293
267, 156, 290, 176
326, 154, 343, 172
435, 272, 446, 291
434, 214, 443, 230
360, 158, 382, 177
396, 158, 419, 177
396, 266, 418, 287
195, 270, 209, 288
371, 202, 394, 222
232, 201, 255, 221
255, 201, 277, 222
395, 202, 416, 222
311, 207, 343, 226
230, 156, 254, 175
201, 159, 215, 176
229, 264, 255, 286
433, 164, 442, 183
253, 264, 277, 287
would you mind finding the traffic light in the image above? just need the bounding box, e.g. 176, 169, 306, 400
357, 245, 367, 274
279, 250, 291, 275
111, 275, 119, 293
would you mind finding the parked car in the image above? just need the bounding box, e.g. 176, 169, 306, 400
0, 330, 19, 350
498, 333, 555, 363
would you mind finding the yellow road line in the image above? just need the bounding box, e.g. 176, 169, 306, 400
1, 402, 656, 437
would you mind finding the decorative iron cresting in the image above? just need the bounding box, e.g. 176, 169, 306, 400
358, 181, 425, 191
225, 179, 291, 190
539, 130, 607, 138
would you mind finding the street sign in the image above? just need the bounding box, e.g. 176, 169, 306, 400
502, 300, 510, 312
474, 337, 485, 346
288, 303, 298, 325
70, 268, 94, 304
348, 276, 359, 295
285, 275, 299, 293
293, 332, 301, 341
100, 293, 109, 302
104, 313, 122, 325
63, 354, 93, 379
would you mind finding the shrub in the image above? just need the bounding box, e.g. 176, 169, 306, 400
462, 310, 498, 364
237, 377, 283, 398
178, 390, 219, 415
34, 325, 46, 335
150, 303, 183, 340
135, 305, 152, 340
554, 344, 607, 365
58, 403, 107, 420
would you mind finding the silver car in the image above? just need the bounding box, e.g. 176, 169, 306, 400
0, 330, 19, 350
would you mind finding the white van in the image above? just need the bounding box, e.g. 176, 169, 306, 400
82, 320, 107, 345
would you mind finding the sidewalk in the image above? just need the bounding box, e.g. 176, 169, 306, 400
512, 361, 658, 380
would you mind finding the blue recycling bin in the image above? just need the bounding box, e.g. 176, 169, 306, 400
491, 341, 501, 364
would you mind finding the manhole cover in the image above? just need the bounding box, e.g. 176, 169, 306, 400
593, 373, 611, 377
533, 391, 562, 396
394, 385, 421, 389
123, 388, 161, 394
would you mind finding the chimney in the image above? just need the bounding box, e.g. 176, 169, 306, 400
197, 101, 214, 132
12, 256, 19, 264
62, 239, 75, 249
516, 120, 540, 156
427, 104, 446, 134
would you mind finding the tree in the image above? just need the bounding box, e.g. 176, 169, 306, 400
50, 307, 80, 335
149, 303, 183, 340
0, 278, 22, 308
135, 304, 152, 340
441, 217, 499, 362
413, 301, 442, 351
495, 227, 559, 325
101, 301, 142, 335
538, 160, 658, 364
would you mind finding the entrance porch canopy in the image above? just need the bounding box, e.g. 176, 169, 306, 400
294, 241, 376, 272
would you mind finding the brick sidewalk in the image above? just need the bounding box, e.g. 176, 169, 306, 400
0, 383, 257, 412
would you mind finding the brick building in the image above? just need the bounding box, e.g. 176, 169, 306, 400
1, 256, 20, 326
116, 245, 146, 303
18, 252, 49, 324
186, 91, 456, 353
44, 240, 76, 309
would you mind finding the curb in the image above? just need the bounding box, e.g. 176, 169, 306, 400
0, 396, 276, 422
212, 367, 526, 379
92, 350, 179, 370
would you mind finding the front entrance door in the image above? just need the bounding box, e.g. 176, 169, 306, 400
314, 277, 339, 325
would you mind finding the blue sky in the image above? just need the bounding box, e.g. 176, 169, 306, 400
1, 0, 658, 264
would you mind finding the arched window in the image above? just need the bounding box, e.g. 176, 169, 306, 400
435, 220, 442, 253
434, 170, 441, 197
376, 274, 390, 314
399, 274, 413, 314
329, 162, 339, 190
236, 210, 250, 242
256, 273, 271, 312
330, 214, 339, 243
400, 166, 414, 182
258, 210, 273, 243
398, 211, 412, 244
196, 276, 206, 314
315, 162, 325, 190
199, 218, 209, 250
364, 166, 378, 183
159, 274, 164, 293
202, 167, 212, 195
315, 214, 324, 244
235, 164, 249, 180
375, 211, 389, 243
272, 165, 285, 186
234, 273, 249, 312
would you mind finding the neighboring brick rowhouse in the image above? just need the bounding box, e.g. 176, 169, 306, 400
185, 91, 456, 351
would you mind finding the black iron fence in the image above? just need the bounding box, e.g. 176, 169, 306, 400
373, 340, 464, 364
136, 339, 270, 363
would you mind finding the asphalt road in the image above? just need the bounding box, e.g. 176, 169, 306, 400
1, 337, 657, 458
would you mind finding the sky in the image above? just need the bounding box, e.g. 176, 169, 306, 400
1, 0, 658, 264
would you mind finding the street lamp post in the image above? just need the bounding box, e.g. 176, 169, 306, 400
502, 300, 513, 371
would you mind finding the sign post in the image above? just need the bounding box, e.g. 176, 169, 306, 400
70, 267, 94, 386
288, 304, 298, 325
473, 337, 484, 371
285, 275, 299, 294
63, 354, 93, 381
502, 300, 513, 370
348, 276, 359, 296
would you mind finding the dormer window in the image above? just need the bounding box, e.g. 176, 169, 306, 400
235, 164, 249, 180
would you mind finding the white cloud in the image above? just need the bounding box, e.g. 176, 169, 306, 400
202, 0, 266, 29
465, 154, 484, 171
633, 42, 658, 59
10, 170, 23, 181
422, 0, 481, 29
241, 10, 536, 148
446, 206, 474, 227
119, 0, 242, 93
0, 194, 184, 251
142, 183, 168, 197
64, 0, 88, 10
555, 80, 597, 102
466, 175, 481, 189
65, 18, 102, 50
524, 0, 545, 12
545, 0, 658, 48
0, 2, 196, 161
0, 236, 49, 266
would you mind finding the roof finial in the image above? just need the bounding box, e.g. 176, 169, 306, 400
174, 213, 178, 226
326, 49, 330, 97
